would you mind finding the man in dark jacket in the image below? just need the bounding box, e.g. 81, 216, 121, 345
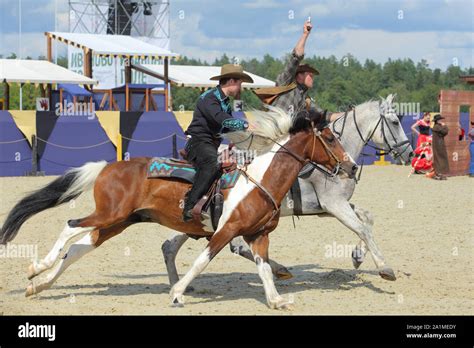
431, 114, 450, 180
182, 64, 252, 221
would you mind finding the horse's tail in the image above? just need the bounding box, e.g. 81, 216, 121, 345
0, 161, 108, 244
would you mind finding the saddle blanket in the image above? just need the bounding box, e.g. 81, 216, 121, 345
147, 157, 241, 189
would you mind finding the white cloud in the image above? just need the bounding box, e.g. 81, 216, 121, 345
313, 29, 473, 68
242, 0, 283, 9
170, 13, 287, 63
300, 0, 373, 18
0, 31, 68, 59
1, 32, 46, 58
171, 13, 472, 70
29, 0, 56, 15
300, 4, 330, 17
437, 32, 473, 49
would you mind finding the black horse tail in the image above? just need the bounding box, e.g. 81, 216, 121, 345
0, 161, 108, 244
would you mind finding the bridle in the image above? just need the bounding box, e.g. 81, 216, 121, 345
235, 121, 346, 230
332, 106, 411, 161
268, 122, 344, 178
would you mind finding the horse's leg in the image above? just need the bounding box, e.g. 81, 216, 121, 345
27, 223, 94, 280
169, 229, 236, 307
26, 222, 131, 296
351, 204, 372, 268
229, 236, 293, 280
161, 231, 192, 290
353, 205, 374, 227
325, 201, 396, 281
245, 233, 293, 310
161, 234, 293, 286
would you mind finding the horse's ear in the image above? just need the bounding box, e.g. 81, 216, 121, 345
315, 110, 329, 130
386, 93, 396, 105
324, 109, 329, 123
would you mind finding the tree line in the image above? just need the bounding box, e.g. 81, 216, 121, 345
1, 52, 472, 112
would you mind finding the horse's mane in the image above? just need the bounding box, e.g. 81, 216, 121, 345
223, 105, 295, 154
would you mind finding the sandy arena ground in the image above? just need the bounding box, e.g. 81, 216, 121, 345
0, 165, 472, 315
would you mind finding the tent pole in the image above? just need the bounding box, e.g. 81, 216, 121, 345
59, 88, 63, 113
47, 84, 52, 110
125, 62, 132, 84
31, 134, 38, 175
84, 49, 93, 78
47, 35, 52, 62
145, 88, 149, 112
19, 83, 23, 110
164, 57, 169, 111
4, 81, 9, 110
125, 83, 129, 111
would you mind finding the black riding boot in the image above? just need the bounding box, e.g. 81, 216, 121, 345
182, 139, 219, 222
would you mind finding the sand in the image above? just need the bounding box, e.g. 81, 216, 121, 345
0, 165, 472, 315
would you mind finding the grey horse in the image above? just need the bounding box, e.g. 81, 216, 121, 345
162, 94, 413, 286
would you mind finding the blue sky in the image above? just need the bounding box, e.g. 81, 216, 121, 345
1, 0, 473, 69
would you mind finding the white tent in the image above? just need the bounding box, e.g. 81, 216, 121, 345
0, 59, 97, 85
46, 32, 179, 58
134, 64, 275, 90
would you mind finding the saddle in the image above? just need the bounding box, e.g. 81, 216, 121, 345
147, 145, 245, 230
253, 82, 297, 105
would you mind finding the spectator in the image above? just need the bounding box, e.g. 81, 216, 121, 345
457, 123, 466, 141
431, 114, 450, 180
411, 112, 432, 148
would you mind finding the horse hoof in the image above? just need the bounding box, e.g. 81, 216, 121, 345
278, 302, 294, 311
351, 247, 364, 269
275, 267, 293, 280
271, 301, 294, 311
27, 263, 37, 280
25, 283, 35, 297
269, 296, 294, 311
352, 259, 362, 269
379, 268, 396, 281
171, 297, 184, 308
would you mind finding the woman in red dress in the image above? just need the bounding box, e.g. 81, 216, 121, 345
411, 141, 433, 174
411, 112, 432, 148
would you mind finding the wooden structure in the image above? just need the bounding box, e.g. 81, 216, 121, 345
0, 59, 97, 110
438, 75, 474, 176
45, 32, 178, 111
57, 84, 94, 114
96, 84, 165, 111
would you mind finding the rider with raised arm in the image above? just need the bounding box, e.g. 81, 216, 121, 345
255, 19, 330, 122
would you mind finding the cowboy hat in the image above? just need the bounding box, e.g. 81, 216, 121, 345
210, 64, 254, 83
433, 114, 445, 122
296, 64, 320, 75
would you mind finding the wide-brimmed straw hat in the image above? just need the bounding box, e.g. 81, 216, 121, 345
210, 64, 254, 83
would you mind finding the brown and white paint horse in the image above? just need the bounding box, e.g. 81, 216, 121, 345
0, 107, 357, 309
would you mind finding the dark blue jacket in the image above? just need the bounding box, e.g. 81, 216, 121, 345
185, 86, 233, 144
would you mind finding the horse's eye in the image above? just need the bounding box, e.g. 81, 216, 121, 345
326, 135, 335, 143
392, 120, 400, 126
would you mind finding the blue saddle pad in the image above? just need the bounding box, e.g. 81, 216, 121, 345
147, 157, 241, 189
